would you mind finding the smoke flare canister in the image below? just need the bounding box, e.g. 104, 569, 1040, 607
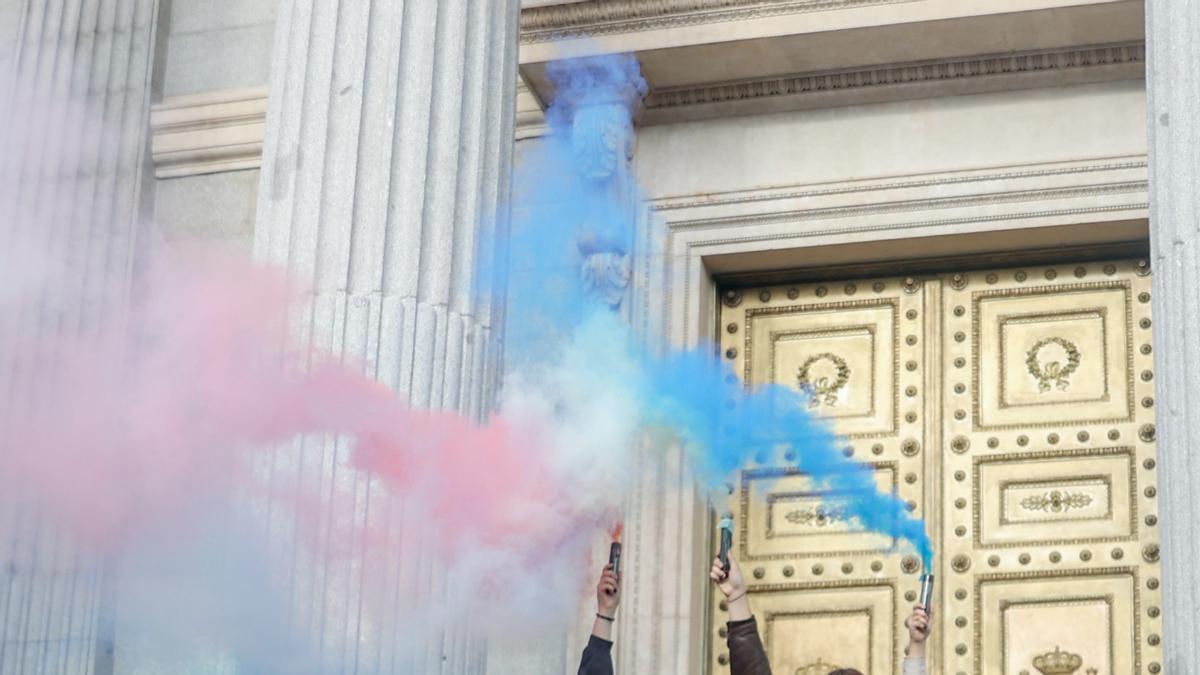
919, 573, 934, 614
609, 541, 622, 577
719, 517, 734, 576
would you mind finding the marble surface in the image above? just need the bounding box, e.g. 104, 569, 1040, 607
1146, 0, 1200, 672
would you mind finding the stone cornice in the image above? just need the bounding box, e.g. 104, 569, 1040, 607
643, 42, 1146, 119
149, 45, 1144, 172
520, 0, 916, 43
150, 86, 268, 178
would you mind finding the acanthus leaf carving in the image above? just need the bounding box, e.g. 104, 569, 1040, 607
784, 505, 846, 527
1019, 490, 1094, 514
579, 250, 632, 309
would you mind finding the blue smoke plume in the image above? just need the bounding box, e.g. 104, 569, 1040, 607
498, 53, 933, 568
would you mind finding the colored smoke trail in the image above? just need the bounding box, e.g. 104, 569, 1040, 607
502, 52, 933, 566
0, 241, 636, 669
0, 79, 638, 670
0, 242, 626, 588
0, 45, 930, 674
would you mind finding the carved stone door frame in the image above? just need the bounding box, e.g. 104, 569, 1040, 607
709, 254, 1160, 674
614, 156, 1150, 675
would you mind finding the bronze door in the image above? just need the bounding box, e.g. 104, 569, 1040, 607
711, 258, 1163, 675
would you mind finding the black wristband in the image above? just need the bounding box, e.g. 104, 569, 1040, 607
596, 613, 615, 622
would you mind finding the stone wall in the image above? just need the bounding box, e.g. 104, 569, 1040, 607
152, 0, 277, 248
161, 0, 276, 98
637, 81, 1146, 200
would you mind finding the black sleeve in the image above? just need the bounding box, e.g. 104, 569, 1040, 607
577, 635, 614, 675
727, 616, 773, 675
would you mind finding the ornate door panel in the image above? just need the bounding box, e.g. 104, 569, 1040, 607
713, 277, 931, 675
940, 260, 1162, 675
711, 259, 1162, 675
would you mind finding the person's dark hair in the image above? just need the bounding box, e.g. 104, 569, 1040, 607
828, 670, 864, 675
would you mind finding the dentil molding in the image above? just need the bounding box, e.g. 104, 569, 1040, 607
643, 42, 1145, 122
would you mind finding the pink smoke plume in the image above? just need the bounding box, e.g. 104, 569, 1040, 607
0, 244, 592, 568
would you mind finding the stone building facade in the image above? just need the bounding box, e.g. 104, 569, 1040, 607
2, 0, 1198, 674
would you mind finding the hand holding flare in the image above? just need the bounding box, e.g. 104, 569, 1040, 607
591, 524, 623, 643
907, 569, 933, 660
608, 521, 623, 577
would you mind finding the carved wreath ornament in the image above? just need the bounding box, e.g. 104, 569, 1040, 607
1025, 337, 1081, 393
797, 353, 850, 408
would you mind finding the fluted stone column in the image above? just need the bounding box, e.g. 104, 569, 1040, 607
253, 1, 518, 673
0, 1, 161, 674
1146, 1, 1200, 672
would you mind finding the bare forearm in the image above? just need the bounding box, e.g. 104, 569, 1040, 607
591, 615, 614, 641
727, 593, 752, 622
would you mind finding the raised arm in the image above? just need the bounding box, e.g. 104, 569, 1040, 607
577, 563, 620, 675
710, 555, 773, 675
904, 604, 930, 675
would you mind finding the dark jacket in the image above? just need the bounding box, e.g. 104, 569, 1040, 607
577, 635, 614, 675
728, 616, 772, 675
